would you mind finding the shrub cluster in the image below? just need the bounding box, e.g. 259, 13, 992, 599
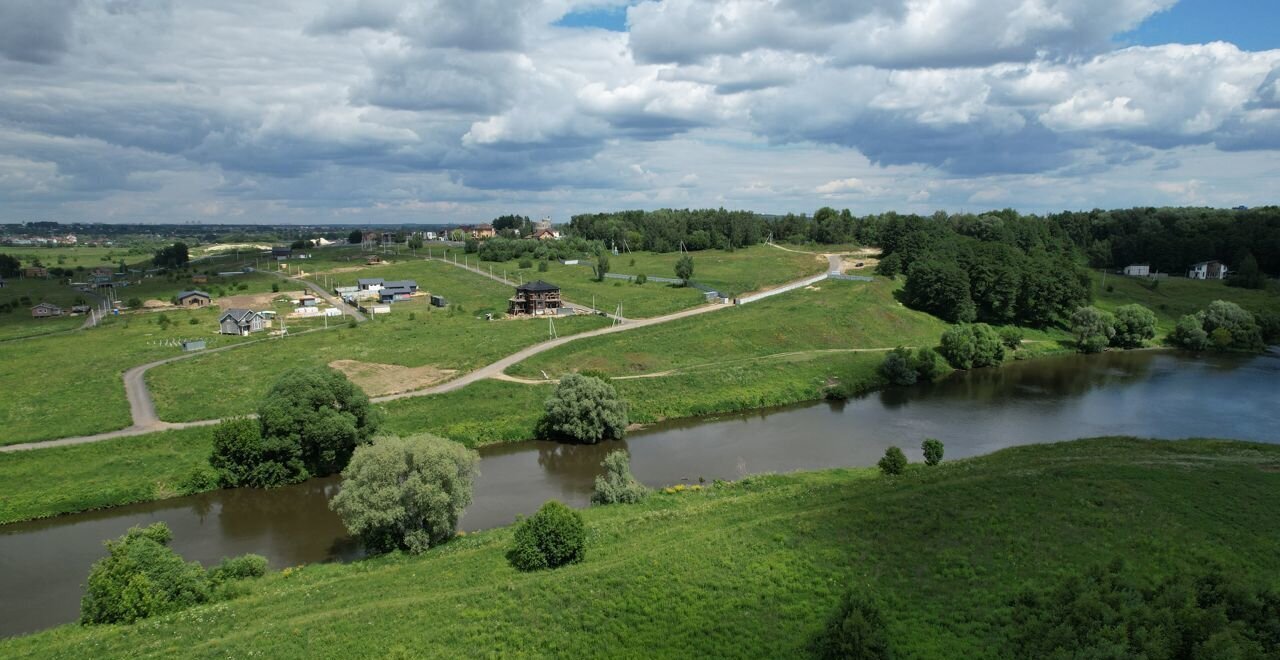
938, 323, 1005, 369
814, 591, 895, 660
507, 501, 586, 571
540, 373, 629, 444
878, 347, 944, 386
209, 367, 381, 488
921, 439, 944, 466
1170, 300, 1265, 352
330, 434, 479, 555
878, 447, 908, 476
591, 450, 648, 505
80, 523, 266, 626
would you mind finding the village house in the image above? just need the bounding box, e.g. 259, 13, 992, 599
469, 224, 496, 239
23, 266, 48, 279
508, 280, 562, 316
176, 290, 212, 307
1188, 260, 1228, 280
219, 308, 266, 335
378, 279, 418, 303
297, 295, 318, 307
272, 246, 292, 261
31, 302, 63, 318
358, 277, 384, 292
1122, 264, 1150, 277
70, 304, 92, 315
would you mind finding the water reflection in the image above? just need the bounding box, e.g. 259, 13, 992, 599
1, 350, 1277, 638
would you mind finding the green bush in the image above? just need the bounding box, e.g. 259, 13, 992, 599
921, 439, 944, 466
507, 501, 586, 571
255, 366, 382, 481
1070, 306, 1115, 353
1008, 561, 1280, 658
939, 324, 1004, 369
912, 347, 944, 382
675, 255, 694, 284
634, 273, 648, 285
878, 348, 917, 386
1170, 314, 1209, 350
1110, 304, 1157, 349
271, 283, 279, 293
538, 260, 549, 272
330, 434, 478, 554
208, 554, 268, 585
209, 416, 304, 488
518, 259, 533, 269
998, 326, 1023, 350
541, 373, 628, 443
591, 450, 648, 505
815, 591, 894, 659
81, 523, 211, 625
177, 465, 219, 495
878, 447, 908, 476
1198, 300, 1263, 351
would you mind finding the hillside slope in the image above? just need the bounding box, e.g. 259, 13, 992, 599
6, 437, 1279, 658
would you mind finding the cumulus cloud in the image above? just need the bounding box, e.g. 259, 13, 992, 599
0, 0, 1276, 223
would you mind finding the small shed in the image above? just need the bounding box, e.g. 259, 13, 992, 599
192, 274, 209, 284
430, 294, 447, 307
272, 246, 292, 260
1122, 264, 1150, 277
176, 290, 212, 307
181, 340, 206, 352
298, 295, 318, 307
31, 302, 63, 318
23, 266, 49, 278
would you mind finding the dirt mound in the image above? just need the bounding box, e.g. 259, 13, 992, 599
329, 360, 456, 397
217, 291, 303, 310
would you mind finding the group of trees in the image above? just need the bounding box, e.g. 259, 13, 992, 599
877, 439, 945, 476
209, 367, 382, 488
938, 324, 1006, 370
81, 523, 265, 625
879, 214, 1090, 327
476, 236, 598, 263
1069, 304, 1158, 353
1170, 300, 1269, 352
152, 242, 190, 269
878, 347, 944, 386
0, 253, 19, 277
1055, 206, 1280, 278
570, 208, 767, 253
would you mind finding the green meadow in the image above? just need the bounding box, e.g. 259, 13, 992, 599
5, 438, 1277, 658
1091, 271, 1280, 334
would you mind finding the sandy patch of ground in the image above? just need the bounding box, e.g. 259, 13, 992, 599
217, 290, 304, 310
804, 285, 822, 291
329, 359, 457, 397
143, 299, 171, 309
197, 243, 271, 255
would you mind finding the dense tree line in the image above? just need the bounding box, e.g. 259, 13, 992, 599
569, 208, 766, 252
152, 242, 190, 269
477, 236, 600, 263
873, 212, 1090, 327
1048, 206, 1280, 276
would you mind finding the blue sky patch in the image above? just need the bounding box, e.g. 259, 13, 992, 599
555, 5, 629, 32
1123, 0, 1279, 51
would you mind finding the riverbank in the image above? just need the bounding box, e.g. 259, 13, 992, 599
5, 437, 1278, 657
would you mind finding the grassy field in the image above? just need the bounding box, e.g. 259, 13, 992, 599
0, 427, 215, 524
509, 277, 948, 378
147, 260, 612, 422
0, 310, 268, 445
5, 437, 1277, 657
1092, 272, 1280, 334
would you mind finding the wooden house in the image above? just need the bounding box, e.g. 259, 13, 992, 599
508, 280, 561, 316
219, 308, 265, 335
192, 274, 209, 284
23, 266, 48, 279
176, 290, 212, 307
31, 302, 63, 318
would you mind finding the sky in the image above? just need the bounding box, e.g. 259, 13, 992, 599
0, 0, 1277, 225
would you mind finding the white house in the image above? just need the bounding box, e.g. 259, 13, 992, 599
1122, 264, 1150, 277
1188, 261, 1228, 280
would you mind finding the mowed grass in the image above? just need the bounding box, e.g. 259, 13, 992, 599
509, 277, 948, 378
147, 260, 611, 422
0, 310, 259, 445
6, 438, 1278, 658
1092, 272, 1280, 334
0, 427, 215, 524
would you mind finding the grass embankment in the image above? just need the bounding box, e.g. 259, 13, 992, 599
1091, 272, 1280, 335
0, 428, 215, 525
483, 245, 826, 318
0, 310, 268, 445
5, 438, 1278, 657
378, 278, 947, 445
147, 260, 611, 422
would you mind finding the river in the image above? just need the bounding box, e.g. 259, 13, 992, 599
2, 349, 1277, 637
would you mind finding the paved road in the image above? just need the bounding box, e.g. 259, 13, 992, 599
3, 258, 846, 452
277, 272, 368, 322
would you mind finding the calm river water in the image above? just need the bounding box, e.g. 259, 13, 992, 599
2, 350, 1277, 637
